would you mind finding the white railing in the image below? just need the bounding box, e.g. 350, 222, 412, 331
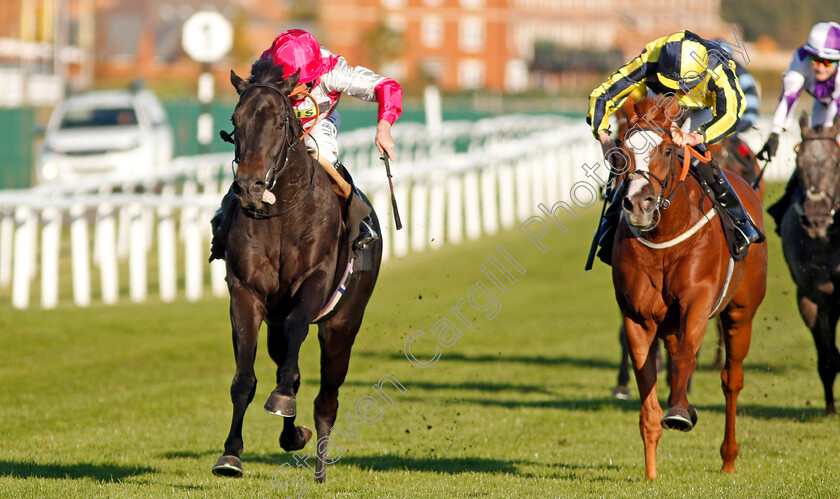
2, 112, 794, 309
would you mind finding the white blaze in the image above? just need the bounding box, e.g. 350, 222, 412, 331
624, 130, 663, 197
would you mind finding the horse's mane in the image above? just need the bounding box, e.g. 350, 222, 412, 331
248, 59, 287, 85
624, 94, 680, 130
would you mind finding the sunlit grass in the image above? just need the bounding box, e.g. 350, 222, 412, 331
1, 182, 837, 498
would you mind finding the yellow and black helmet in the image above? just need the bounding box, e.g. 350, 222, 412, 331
655, 34, 711, 91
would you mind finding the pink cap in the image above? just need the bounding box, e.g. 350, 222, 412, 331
262, 29, 323, 84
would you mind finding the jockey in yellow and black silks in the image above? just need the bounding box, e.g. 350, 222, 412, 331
587, 30, 763, 265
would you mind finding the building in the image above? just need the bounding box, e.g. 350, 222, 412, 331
318, 0, 733, 92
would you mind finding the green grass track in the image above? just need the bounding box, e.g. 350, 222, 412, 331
1, 182, 838, 498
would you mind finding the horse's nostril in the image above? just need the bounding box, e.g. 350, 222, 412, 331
622, 197, 633, 211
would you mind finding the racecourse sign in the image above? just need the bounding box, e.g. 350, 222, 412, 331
181, 11, 233, 63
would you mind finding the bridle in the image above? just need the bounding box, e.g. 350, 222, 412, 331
793, 136, 840, 227
226, 82, 318, 219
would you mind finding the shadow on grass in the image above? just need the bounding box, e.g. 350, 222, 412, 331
696, 403, 827, 421
395, 395, 638, 413
339, 454, 519, 474
354, 350, 791, 376
355, 350, 618, 369
343, 379, 555, 395
0, 460, 154, 481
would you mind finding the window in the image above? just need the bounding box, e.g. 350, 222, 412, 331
381, 0, 406, 7
459, 17, 485, 53
460, 0, 485, 8
458, 59, 485, 89
421, 17, 444, 48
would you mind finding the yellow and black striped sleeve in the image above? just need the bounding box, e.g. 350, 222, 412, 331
695, 60, 745, 144
586, 37, 664, 137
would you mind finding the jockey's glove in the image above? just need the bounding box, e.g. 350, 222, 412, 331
757, 133, 779, 161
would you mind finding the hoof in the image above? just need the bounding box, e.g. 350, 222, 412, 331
611, 385, 630, 400
661, 406, 697, 432
212, 455, 243, 478
280, 425, 313, 452
265, 392, 296, 417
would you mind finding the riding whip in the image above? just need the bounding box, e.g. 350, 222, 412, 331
752, 158, 770, 190
381, 155, 403, 230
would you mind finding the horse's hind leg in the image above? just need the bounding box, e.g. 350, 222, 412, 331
800, 296, 840, 416
718, 310, 753, 473
266, 323, 313, 452
213, 288, 263, 477
624, 319, 662, 480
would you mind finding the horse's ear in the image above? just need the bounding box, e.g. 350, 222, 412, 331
799, 111, 810, 135
231, 70, 248, 95
621, 98, 638, 127
831, 114, 840, 137
278, 69, 301, 95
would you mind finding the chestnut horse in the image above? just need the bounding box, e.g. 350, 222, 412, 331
611, 107, 765, 396
211, 60, 383, 481
613, 96, 767, 479
778, 113, 840, 416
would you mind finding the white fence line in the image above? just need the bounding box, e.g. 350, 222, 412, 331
0, 113, 794, 309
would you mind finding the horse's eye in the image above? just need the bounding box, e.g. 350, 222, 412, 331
663, 147, 672, 157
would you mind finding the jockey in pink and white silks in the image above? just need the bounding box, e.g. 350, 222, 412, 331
259, 29, 404, 249
763, 22, 840, 231
260, 29, 402, 170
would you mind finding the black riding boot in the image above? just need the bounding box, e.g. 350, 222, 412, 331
767, 172, 799, 235
596, 180, 627, 266
354, 215, 378, 250
693, 158, 764, 260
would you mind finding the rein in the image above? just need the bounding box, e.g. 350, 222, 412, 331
234, 82, 319, 219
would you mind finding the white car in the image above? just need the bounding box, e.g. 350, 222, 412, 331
35, 89, 174, 184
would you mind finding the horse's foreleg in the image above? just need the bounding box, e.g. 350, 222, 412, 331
213, 286, 264, 477
266, 324, 313, 452
661, 304, 708, 431
265, 279, 325, 420
624, 319, 661, 480
719, 311, 753, 473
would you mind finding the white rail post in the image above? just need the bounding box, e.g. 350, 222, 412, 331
480, 165, 499, 235
463, 169, 481, 240
410, 179, 428, 253
97, 200, 119, 305
40, 207, 61, 309
1, 208, 13, 287
515, 158, 531, 223
498, 164, 515, 230
11, 206, 33, 309
183, 202, 203, 301
70, 204, 91, 307
427, 172, 446, 250
446, 174, 463, 244
158, 187, 177, 302
128, 202, 147, 302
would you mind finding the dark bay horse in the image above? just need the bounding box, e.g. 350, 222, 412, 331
779, 112, 840, 416
613, 96, 767, 479
211, 60, 383, 481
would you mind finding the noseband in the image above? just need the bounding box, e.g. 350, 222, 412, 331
230, 82, 317, 219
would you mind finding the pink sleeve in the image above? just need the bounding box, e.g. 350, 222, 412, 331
375, 79, 403, 124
